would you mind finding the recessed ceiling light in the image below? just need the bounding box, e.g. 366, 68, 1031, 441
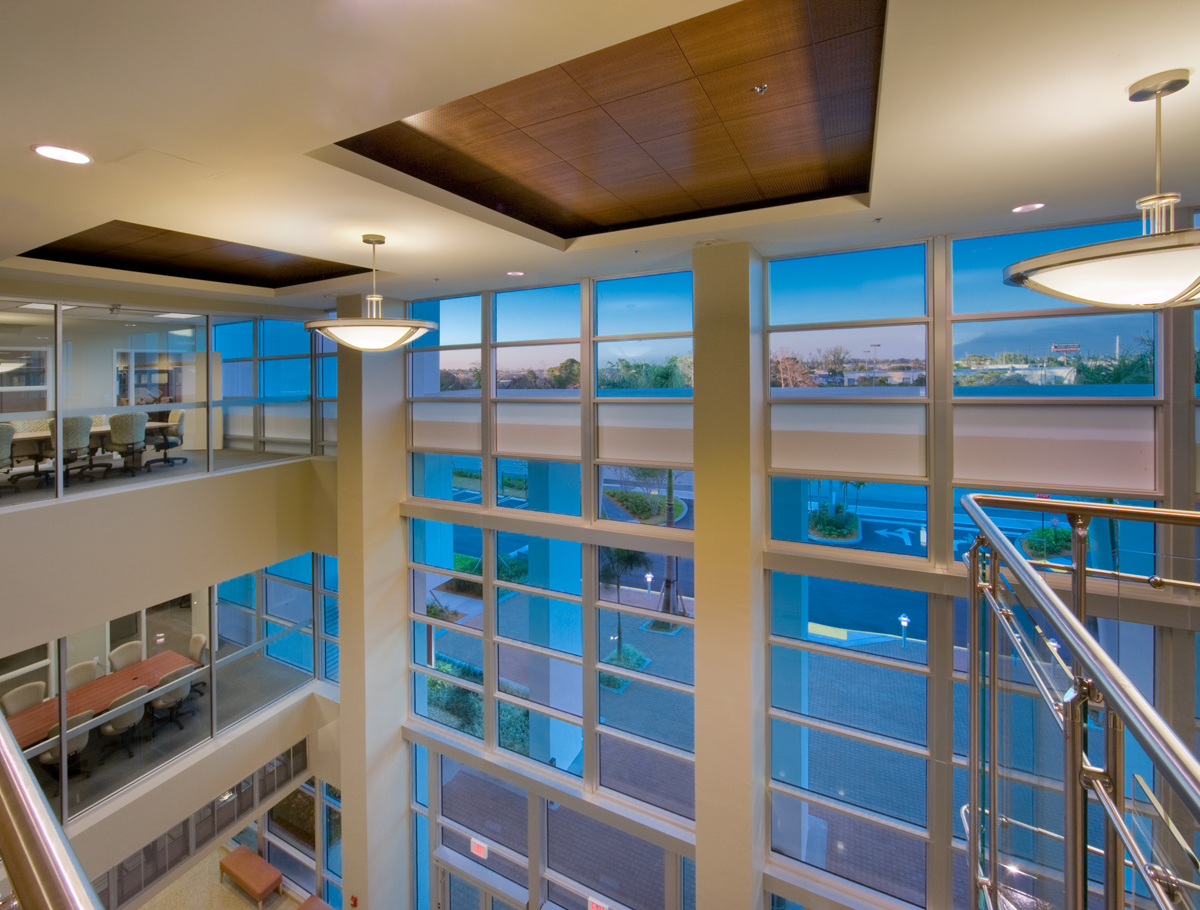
1012, 202, 1045, 213
33, 145, 92, 164
18, 302, 76, 311
507, 271, 525, 277
154, 312, 201, 319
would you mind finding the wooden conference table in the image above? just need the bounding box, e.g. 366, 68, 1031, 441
7, 650, 197, 750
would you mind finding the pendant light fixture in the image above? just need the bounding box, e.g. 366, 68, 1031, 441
305, 234, 436, 351
1004, 70, 1200, 309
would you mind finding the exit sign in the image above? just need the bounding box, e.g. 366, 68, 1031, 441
469, 837, 488, 859
588, 899, 609, 910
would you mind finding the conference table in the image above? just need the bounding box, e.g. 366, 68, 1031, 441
11, 421, 171, 479
7, 650, 197, 750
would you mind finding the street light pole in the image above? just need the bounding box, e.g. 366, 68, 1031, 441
870, 343, 880, 386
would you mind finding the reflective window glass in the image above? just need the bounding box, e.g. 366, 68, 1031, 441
595, 271, 693, 336
410, 296, 482, 348
495, 284, 580, 342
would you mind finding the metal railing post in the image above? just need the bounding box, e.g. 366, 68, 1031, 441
986, 546, 1000, 910
1105, 709, 1126, 910
1064, 678, 1090, 910
967, 538, 984, 909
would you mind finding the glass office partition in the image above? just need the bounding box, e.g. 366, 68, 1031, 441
60, 306, 207, 493
0, 301, 56, 504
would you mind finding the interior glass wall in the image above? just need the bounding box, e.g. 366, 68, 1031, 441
0, 553, 334, 819
0, 305, 324, 509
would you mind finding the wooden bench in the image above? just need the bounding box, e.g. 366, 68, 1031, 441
297, 896, 335, 910
219, 845, 284, 910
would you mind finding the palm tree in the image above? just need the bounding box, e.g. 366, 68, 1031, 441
598, 547, 651, 656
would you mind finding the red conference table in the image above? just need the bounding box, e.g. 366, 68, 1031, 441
7, 650, 197, 750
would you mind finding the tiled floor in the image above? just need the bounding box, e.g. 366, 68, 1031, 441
141, 847, 303, 910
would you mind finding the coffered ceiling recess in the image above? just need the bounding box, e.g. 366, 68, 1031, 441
336, 0, 884, 239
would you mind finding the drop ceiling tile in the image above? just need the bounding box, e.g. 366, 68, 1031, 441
814, 27, 884, 98
819, 87, 877, 139
474, 66, 596, 128
337, 122, 451, 173
524, 107, 636, 161
604, 78, 721, 144
698, 48, 819, 121
641, 124, 741, 172
724, 101, 823, 157
668, 156, 762, 208
403, 96, 517, 146
606, 173, 698, 218
826, 130, 874, 186
743, 143, 831, 197
459, 130, 562, 177
809, 0, 887, 42
562, 29, 696, 105
569, 145, 664, 184
670, 0, 811, 75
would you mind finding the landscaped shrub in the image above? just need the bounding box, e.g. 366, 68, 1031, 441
603, 490, 685, 524
1021, 525, 1074, 558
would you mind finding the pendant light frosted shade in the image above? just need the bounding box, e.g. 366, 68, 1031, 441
305, 234, 437, 351
1004, 229, 1200, 308
305, 318, 435, 351
1005, 70, 1200, 310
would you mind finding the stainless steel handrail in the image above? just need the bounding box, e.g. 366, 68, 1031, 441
0, 716, 101, 910
963, 494, 1200, 821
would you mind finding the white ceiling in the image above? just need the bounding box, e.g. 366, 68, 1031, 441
1, 0, 1198, 310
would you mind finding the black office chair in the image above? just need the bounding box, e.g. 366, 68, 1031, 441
146, 409, 187, 467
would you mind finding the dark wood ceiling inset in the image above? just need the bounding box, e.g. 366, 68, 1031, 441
336, 0, 885, 238
19, 221, 370, 289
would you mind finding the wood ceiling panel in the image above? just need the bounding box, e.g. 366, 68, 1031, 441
668, 156, 762, 208
334, 0, 882, 238
826, 130, 874, 186
670, 0, 811, 75
809, 0, 887, 42
819, 87, 877, 138
606, 173, 698, 218
459, 130, 562, 177
473, 66, 596, 128
724, 101, 823, 157
562, 29, 696, 105
814, 26, 884, 98
604, 78, 721, 144
403, 97, 516, 147
641, 124, 741, 172
523, 108, 636, 161
698, 48, 819, 121
569, 145, 664, 184
743, 144, 831, 197
20, 221, 368, 288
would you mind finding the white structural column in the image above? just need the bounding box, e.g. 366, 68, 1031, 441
692, 242, 767, 910
336, 293, 412, 909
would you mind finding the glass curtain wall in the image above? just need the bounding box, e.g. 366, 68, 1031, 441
404, 218, 1195, 910
407, 275, 696, 820
0, 552, 335, 820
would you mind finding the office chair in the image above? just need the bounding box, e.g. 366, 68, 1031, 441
98, 686, 148, 762
188, 633, 209, 696
65, 659, 100, 690
145, 409, 187, 467
150, 666, 195, 733
0, 680, 46, 716
38, 710, 95, 789
103, 412, 149, 475
108, 641, 144, 672
59, 415, 103, 484
0, 423, 14, 493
